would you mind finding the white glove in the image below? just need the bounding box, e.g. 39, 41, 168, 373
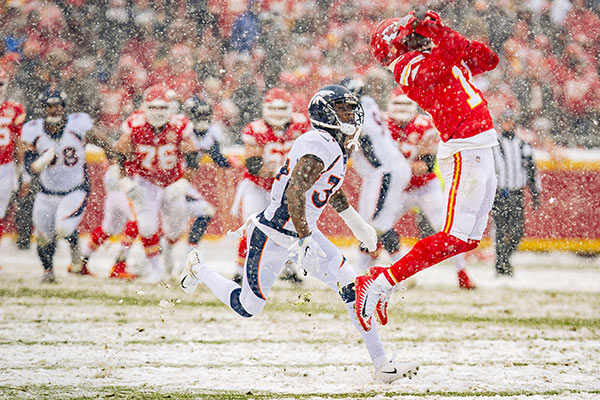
165, 178, 190, 202
103, 164, 121, 192
339, 206, 377, 252
289, 235, 326, 276
31, 147, 56, 173
119, 177, 143, 201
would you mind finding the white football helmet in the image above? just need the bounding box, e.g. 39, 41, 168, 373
387, 86, 417, 123
262, 88, 292, 128
142, 85, 171, 128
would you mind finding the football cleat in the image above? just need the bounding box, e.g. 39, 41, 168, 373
375, 356, 420, 383
41, 269, 56, 284
67, 258, 93, 276
109, 260, 136, 280
457, 268, 476, 290
354, 274, 377, 331
368, 266, 390, 325
179, 248, 205, 294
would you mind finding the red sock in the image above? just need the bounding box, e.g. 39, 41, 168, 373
121, 221, 138, 247
383, 232, 479, 285
141, 232, 160, 257
237, 235, 247, 265
90, 226, 109, 250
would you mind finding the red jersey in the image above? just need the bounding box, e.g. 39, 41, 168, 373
388, 114, 437, 191
122, 110, 192, 187
392, 22, 498, 142
0, 101, 26, 165
241, 113, 310, 190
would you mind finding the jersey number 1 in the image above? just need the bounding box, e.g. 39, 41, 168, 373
452, 66, 482, 108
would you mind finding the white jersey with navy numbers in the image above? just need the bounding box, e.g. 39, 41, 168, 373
190, 124, 223, 152
353, 96, 408, 176
22, 113, 93, 193
256, 129, 346, 247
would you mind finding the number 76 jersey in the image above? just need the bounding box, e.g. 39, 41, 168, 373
260, 129, 347, 242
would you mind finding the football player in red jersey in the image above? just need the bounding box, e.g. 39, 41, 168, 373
386, 87, 476, 290
355, 10, 499, 331
230, 88, 310, 283
114, 85, 197, 283
0, 68, 26, 243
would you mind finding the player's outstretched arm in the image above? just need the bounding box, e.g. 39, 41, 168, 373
286, 154, 324, 239
462, 40, 499, 76
330, 189, 377, 252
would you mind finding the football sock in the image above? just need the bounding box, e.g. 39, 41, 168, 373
453, 253, 466, 272
345, 302, 386, 366
356, 251, 374, 273
37, 241, 57, 271
195, 265, 241, 313
384, 232, 478, 285
66, 230, 82, 265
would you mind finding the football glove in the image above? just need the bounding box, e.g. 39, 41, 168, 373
289, 235, 326, 276
31, 147, 56, 173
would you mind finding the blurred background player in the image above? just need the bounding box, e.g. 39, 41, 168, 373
492, 109, 541, 276
339, 77, 411, 273
22, 88, 113, 283
180, 85, 419, 383
230, 88, 310, 284
0, 68, 26, 246
114, 84, 197, 284
356, 10, 500, 330
386, 86, 476, 289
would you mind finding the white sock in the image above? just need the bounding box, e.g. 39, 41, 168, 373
196, 265, 240, 308
453, 254, 466, 272
374, 274, 394, 291
345, 303, 386, 367
148, 254, 163, 273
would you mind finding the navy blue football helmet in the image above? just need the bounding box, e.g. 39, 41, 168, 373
340, 77, 365, 98
39, 87, 67, 107
308, 85, 363, 136
183, 96, 213, 132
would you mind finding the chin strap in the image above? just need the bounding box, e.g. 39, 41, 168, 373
346, 126, 362, 151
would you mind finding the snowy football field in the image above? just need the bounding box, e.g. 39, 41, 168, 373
0, 238, 599, 399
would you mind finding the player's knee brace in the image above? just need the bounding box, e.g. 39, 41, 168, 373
229, 288, 253, 318
339, 282, 356, 304
189, 216, 211, 245
379, 229, 400, 254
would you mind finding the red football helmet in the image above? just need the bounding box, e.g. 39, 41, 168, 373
371, 14, 417, 67
387, 86, 417, 123
142, 85, 171, 127
262, 88, 292, 128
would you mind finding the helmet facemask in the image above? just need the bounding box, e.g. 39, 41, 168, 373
144, 100, 170, 128
263, 96, 292, 128
388, 94, 417, 123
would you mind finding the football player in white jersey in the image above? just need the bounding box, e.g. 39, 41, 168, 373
340, 77, 411, 273
22, 88, 114, 283
179, 85, 419, 383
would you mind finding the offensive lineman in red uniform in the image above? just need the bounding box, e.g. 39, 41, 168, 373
386, 87, 476, 290
231, 88, 310, 283
355, 10, 499, 331
115, 85, 197, 283
0, 68, 26, 243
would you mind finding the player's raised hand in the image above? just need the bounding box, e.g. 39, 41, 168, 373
289, 235, 326, 276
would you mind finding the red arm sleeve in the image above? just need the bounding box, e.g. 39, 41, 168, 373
410, 22, 468, 89
462, 40, 499, 76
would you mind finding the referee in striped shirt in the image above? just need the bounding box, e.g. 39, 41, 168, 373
492, 110, 541, 276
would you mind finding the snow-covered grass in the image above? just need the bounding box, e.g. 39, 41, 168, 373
0, 238, 599, 399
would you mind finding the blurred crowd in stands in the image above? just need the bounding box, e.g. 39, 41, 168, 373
1, 0, 599, 148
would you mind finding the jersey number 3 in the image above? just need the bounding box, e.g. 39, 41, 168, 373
312, 175, 341, 208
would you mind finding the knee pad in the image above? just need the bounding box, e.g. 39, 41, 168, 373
379, 229, 400, 254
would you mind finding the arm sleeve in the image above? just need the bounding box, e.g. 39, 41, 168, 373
462, 40, 499, 76
208, 143, 231, 168
408, 22, 469, 89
